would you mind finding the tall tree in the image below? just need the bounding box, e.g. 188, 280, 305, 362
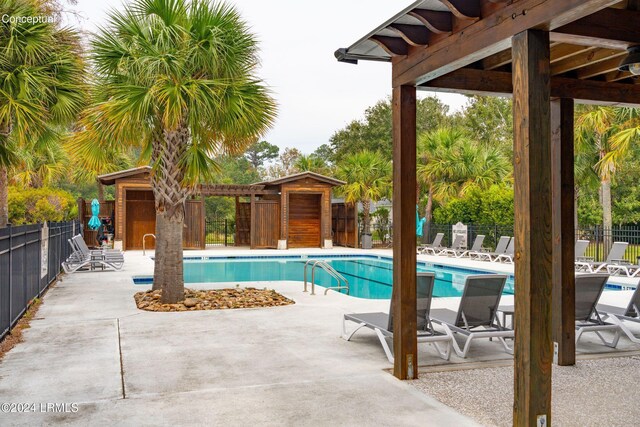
575, 106, 640, 232
329, 96, 450, 163
0, 0, 86, 226
294, 154, 329, 175
417, 127, 511, 235
244, 140, 279, 169
336, 150, 391, 237
265, 147, 301, 178
81, 0, 276, 303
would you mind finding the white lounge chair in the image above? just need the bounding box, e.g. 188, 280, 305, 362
432, 234, 464, 256
574, 273, 620, 347
598, 283, 640, 345
62, 235, 124, 273
418, 233, 444, 255
342, 272, 452, 363
575, 242, 629, 273
470, 236, 510, 262
449, 235, 485, 258
494, 238, 516, 263
430, 274, 513, 358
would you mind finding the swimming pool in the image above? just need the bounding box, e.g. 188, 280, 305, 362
136, 255, 516, 299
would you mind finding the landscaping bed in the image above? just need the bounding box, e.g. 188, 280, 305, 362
134, 287, 294, 312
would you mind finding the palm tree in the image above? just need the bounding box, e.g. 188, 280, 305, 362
80, 0, 276, 303
294, 154, 330, 175
336, 150, 391, 239
575, 106, 640, 232
10, 127, 69, 188
0, 0, 86, 226
417, 128, 511, 236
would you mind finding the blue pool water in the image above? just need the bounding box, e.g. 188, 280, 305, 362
135, 255, 516, 299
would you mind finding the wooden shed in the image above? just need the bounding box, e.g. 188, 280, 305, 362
201, 172, 346, 249
87, 166, 205, 251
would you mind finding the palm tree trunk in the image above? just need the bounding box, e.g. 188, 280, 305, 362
424, 186, 433, 243
362, 199, 371, 235
0, 123, 10, 227
150, 126, 190, 304
0, 166, 7, 227
602, 177, 613, 252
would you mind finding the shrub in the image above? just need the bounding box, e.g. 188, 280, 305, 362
8, 186, 78, 225
433, 185, 514, 225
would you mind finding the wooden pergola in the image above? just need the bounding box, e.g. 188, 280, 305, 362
336, 1, 640, 424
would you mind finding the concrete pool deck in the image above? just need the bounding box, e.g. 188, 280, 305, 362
1, 248, 639, 426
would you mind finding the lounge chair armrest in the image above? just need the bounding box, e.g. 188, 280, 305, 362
610, 259, 631, 265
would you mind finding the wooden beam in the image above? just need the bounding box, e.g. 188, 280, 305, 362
250, 193, 256, 249
388, 24, 430, 47
605, 70, 634, 82
392, 85, 417, 380
512, 29, 553, 426
552, 8, 640, 50
392, 0, 620, 87
440, 0, 481, 20
551, 98, 576, 367
481, 43, 591, 71
577, 54, 627, 79
551, 48, 624, 75
420, 67, 640, 106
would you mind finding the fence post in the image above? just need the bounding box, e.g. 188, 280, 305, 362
8, 225, 12, 330
595, 224, 600, 262
224, 219, 228, 247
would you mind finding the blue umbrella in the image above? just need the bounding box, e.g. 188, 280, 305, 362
416, 206, 427, 237
88, 199, 101, 230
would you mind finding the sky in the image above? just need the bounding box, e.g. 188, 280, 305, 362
63, 0, 468, 154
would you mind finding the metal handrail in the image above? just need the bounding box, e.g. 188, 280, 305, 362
142, 233, 156, 255
303, 260, 349, 296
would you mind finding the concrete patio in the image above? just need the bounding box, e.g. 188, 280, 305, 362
0, 250, 480, 426
1, 249, 638, 426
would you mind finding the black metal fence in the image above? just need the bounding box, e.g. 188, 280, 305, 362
204, 218, 235, 246
0, 220, 80, 340
368, 221, 640, 263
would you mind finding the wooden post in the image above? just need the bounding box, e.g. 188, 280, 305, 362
250, 193, 256, 249
391, 84, 417, 380
551, 98, 576, 366
512, 29, 553, 426
97, 181, 104, 203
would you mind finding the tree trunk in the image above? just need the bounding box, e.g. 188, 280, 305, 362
150, 125, 190, 304
0, 123, 10, 227
0, 166, 7, 227
424, 186, 433, 243
97, 182, 104, 203
362, 199, 371, 235
601, 177, 612, 252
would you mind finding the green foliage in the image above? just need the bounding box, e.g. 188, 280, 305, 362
244, 141, 279, 169
456, 96, 513, 152
8, 186, 77, 225
329, 96, 450, 162
433, 185, 514, 225
205, 155, 261, 220
294, 154, 331, 175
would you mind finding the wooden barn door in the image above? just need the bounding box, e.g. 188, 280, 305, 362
253, 201, 280, 249
183, 199, 204, 249
235, 201, 251, 246
288, 193, 321, 248
125, 190, 155, 250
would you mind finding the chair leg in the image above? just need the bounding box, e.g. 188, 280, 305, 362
374, 328, 394, 363
442, 324, 469, 358
341, 319, 367, 341
608, 316, 640, 344
430, 340, 452, 361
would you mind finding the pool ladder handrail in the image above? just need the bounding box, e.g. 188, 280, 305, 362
142, 233, 156, 256
303, 260, 349, 296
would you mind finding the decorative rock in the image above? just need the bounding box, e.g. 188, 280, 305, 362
184, 298, 199, 308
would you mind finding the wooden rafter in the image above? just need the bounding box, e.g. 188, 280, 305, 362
370, 36, 408, 56
552, 8, 640, 49
407, 10, 452, 34
550, 48, 624, 75
577, 54, 627, 79
392, 0, 620, 86
388, 24, 430, 47
440, 0, 481, 20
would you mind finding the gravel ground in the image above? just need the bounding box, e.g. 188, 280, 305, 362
411, 356, 640, 426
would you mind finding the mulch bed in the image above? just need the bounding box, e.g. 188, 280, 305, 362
0, 298, 43, 361
134, 287, 295, 312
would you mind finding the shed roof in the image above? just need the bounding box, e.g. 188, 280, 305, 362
97, 166, 152, 186
256, 171, 345, 187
